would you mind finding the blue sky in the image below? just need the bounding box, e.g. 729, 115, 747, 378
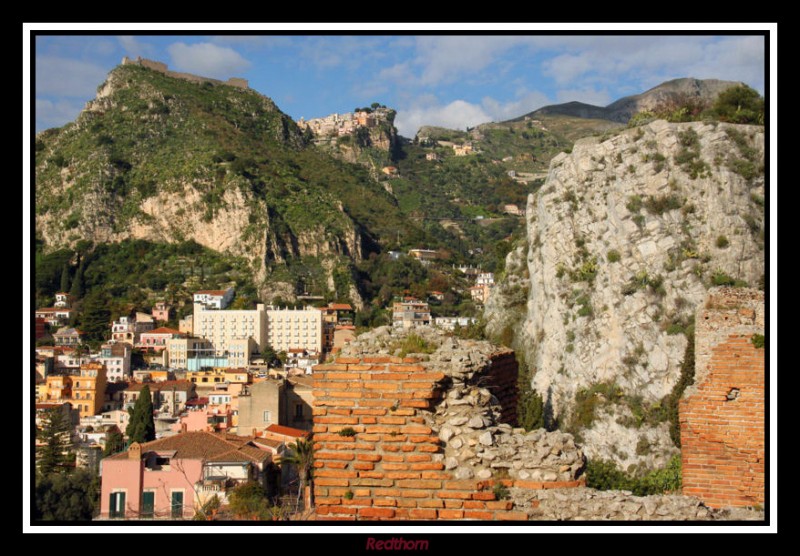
33, 34, 766, 138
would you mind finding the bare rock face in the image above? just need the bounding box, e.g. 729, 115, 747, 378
487, 120, 765, 470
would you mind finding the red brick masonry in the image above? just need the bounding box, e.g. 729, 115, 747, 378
312, 354, 584, 521
679, 289, 765, 508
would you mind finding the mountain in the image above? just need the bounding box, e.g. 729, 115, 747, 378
486, 119, 765, 472
34, 59, 421, 305
516, 78, 744, 124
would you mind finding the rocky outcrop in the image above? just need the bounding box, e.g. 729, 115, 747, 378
35, 62, 377, 303
487, 120, 765, 471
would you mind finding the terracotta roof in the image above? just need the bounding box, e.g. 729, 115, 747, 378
266, 424, 309, 439
54, 327, 84, 336
258, 438, 284, 449
36, 308, 58, 313
327, 303, 353, 311
195, 290, 228, 296
106, 431, 270, 464
36, 403, 68, 410
186, 397, 209, 406
143, 327, 183, 335
287, 376, 313, 389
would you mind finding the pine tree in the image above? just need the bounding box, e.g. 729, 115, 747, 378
126, 385, 155, 444
59, 264, 71, 294
36, 407, 73, 475
103, 429, 126, 457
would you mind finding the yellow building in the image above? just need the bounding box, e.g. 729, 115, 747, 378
42, 375, 72, 402
71, 362, 108, 419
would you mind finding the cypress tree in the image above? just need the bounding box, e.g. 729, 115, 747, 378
59, 264, 71, 294
69, 263, 85, 299
126, 384, 155, 444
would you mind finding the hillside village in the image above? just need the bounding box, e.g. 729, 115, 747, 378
31, 51, 768, 524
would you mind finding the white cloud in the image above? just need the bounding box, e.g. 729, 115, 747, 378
35, 56, 109, 97
118, 35, 156, 58
36, 98, 84, 132
395, 98, 491, 138
481, 90, 551, 121
395, 90, 552, 137
540, 36, 765, 93
167, 42, 250, 79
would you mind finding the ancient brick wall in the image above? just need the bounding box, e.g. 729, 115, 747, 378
679, 288, 765, 508
311, 353, 583, 521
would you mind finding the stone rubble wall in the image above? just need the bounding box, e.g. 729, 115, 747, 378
311, 327, 764, 521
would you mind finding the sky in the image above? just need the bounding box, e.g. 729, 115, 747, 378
32, 33, 767, 138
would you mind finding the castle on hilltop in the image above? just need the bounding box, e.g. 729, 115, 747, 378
121, 56, 249, 90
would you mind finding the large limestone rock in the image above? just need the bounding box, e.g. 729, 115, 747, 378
487, 120, 765, 470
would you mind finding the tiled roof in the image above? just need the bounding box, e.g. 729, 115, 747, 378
266, 424, 309, 439
327, 303, 353, 311
143, 327, 183, 335
106, 431, 270, 463
195, 290, 228, 296
186, 397, 209, 406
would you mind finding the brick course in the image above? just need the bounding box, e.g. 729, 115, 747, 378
312, 352, 579, 521
679, 288, 765, 508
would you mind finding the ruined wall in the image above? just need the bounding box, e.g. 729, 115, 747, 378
311, 346, 584, 521
679, 287, 765, 508
122, 56, 249, 89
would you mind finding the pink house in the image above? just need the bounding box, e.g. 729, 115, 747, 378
137, 327, 185, 352
99, 431, 274, 520
151, 302, 171, 323
172, 404, 234, 433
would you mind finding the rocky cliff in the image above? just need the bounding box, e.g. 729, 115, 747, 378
35, 62, 413, 306
486, 120, 765, 472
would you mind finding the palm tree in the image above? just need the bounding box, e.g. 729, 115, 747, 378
280, 435, 314, 509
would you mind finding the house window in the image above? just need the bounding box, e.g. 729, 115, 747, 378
109, 491, 126, 518
263, 410, 271, 423
295, 404, 304, 419
171, 491, 184, 519
141, 491, 155, 518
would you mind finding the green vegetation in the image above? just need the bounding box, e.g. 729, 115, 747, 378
585, 454, 682, 496
643, 194, 683, 215
391, 334, 436, 357
751, 334, 765, 349
621, 271, 665, 297
664, 331, 695, 447
628, 85, 764, 127
227, 481, 274, 519
674, 128, 709, 179
706, 85, 765, 125
35, 468, 99, 521
337, 427, 356, 437
569, 381, 625, 431
716, 235, 730, 248
606, 249, 621, 263
36, 407, 73, 475
126, 384, 156, 444
492, 482, 511, 500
